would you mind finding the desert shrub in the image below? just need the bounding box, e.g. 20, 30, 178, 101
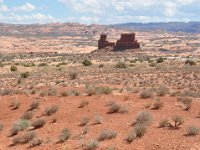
134, 124, 146, 138
135, 111, 153, 127
186, 126, 199, 136
69, 72, 78, 80
44, 105, 58, 116
99, 64, 104, 68
29, 138, 43, 148
58, 128, 71, 143
60, 91, 68, 97
158, 119, 169, 128
144, 102, 152, 109
86, 86, 112, 96
152, 99, 163, 110
171, 115, 184, 128
98, 129, 117, 141
82, 126, 90, 135
140, 90, 153, 99
157, 57, 164, 63
156, 86, 169, 96
93, 116, 103, 125
10, 119, 30, 136
115, 62, 127, 68
51, 117, 57, 123
31, 119, 46, 129
28, 100, 40, 111
185, 60, 196, 65
108, 103, 121, 114
125, 130, 136, 143
78, 100, 89, 108
10, 65, 17, 72
85, 139, 99, 150
0, 124, 3, 131
149, 62, 156, 67
10, 100, 21, 110
20, 72, 30, 78
177, 97, 192, 111
68, 90, 80, 96
38, 63, 48, 67
47, 87, 57, 96
119, 105, 129, 113
80, 117, 90, 126
21, 111, 33, 120
12, 132, 36, 145
82, 59, 93, 66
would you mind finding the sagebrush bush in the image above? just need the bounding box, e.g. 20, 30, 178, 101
186, 126, 199, 136
93, 116, 103, 125
10, 65, 17, 72
82, 59, 93, 66
10, 100, 20, 110
152, 99, 163, 110
115, 62, 127, 69
177, 97, 192, 111
108, 103, 121, 114
171, 115, 184, 128
125, 130, 136, 143
78, 100, 89, 108
140, 90, 153, 99
157, 57, 164, 63
58, 128, 71, 143
12, 132, 36, 145
135, 111, 153, 127
98, 129, 117, 141
44, 105, 58, 116
21, 111, 33, 120
80, 117, 90, 126
29, 138, 43, 148
185, 60, 196, 65
20, 72, 30, 78
86, 86, 112, 96
85, 139, 99, 150
29, 100, 40, 111
31, 119, 46, 129
156, 86, 169, 96
10, 119, 30, 136
134, 124, 146, 138
158, 119, 169, 128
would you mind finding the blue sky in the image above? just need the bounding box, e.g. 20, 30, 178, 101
0, 0, 200, 24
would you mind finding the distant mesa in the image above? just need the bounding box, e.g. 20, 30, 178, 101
98, 33, 140, 50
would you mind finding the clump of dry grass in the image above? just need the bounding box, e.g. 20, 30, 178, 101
12, 132, 36, 146
177, 97, 192, 111
57, 128, 71, 143
43, 105, 58, 116
98, 129, 117, 141
140, 90, 153, 99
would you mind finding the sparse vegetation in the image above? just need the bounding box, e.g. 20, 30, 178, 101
78, 100, 89, 108
57, 128, 71, 143
20, 72, 30, 78
115, 62, 127, 68
152, 98, 163, 110
10, 65, 17, 72
10, 100, 20, 110
80, 117, 90, 126
12, 132, 36, 145
28, 100, 40, 111
98, 129, 117, 141
31, 119, 46, 129
44, 105, 58, 116
158, 119, 169, 128
140, 90, 153, 99
185, 60, 196, 65
21, 111, 33, 120
82, 59, 93, 66
177, 97, 192, 111
135, 111, 153, 127
157, 57, 164, 63
186, 126, 199, 136
85, 139, 99, 150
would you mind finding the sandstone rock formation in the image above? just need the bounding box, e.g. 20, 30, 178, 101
98, 34, 115, 49
98, 33, 140, 50
115, 33, 140, 50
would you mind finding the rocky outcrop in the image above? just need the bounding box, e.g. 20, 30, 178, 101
98, 33, 140, 50
115, 33, 140, 50
98, 34, 115, 49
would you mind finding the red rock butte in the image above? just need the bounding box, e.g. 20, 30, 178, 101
98, 34, 115, 49
98, 33, 140, 50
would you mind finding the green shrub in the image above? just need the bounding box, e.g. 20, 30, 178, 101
10, 119, 30, 136
21, 111, 33, 120
82, 59, 93, 66
157, 57, 164, 63
20, 72, 30, 78
115, 62, 127, 68
10, 65, 17, 72
58, 128, 71, 143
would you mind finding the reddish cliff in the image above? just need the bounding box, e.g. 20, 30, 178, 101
98, 34, 115, 49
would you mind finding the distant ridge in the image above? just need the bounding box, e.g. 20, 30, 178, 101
112, 22, 200, 33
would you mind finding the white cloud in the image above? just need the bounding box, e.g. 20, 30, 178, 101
0, 13, 56, 24
13, 2, 36, 12
0, 4, 8, 12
